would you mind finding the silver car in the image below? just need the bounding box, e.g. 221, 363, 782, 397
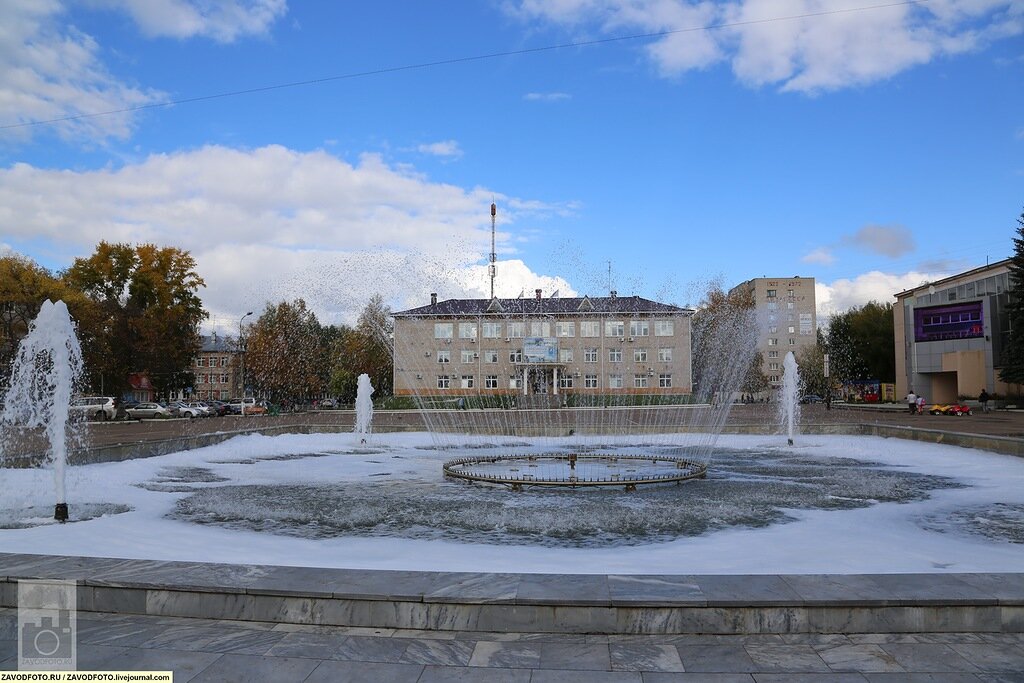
124, 402, 170, 420
69, 396, 116, 421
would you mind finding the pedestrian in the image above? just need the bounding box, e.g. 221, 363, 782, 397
907, 390, 917, 415
979, 389, 990, 413
917, 395, 926, 415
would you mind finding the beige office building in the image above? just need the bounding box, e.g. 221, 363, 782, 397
894, 259, 1019, 403
392, 290, 693, 399
728, 277, 817, 387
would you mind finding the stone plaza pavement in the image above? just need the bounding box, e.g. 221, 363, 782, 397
3, 608, 1024, 682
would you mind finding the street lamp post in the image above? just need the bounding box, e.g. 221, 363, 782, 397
239, 311, 253, 415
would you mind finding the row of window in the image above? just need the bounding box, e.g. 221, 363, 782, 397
435, 348, 675, 363
196, 356, 230, 367
766, 302, 797, 311
433, 320, 676, 339
766, 338, 797, 346
196, 374, 231, 385
435, 374, 673, 389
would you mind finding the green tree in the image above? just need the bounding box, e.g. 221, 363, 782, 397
826, 301, 895, 383
246, 299, 326, 403
796, 334, 829, 398
999, 209, 1024, 385
64, 242, 207, 397
327, 295, 395, 403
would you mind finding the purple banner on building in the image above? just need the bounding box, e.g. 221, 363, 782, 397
914, 301, 983, 343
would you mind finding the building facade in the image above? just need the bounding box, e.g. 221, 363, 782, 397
728, 276, 817, 387
166, 334, 242, 401
392, 290, 693, 399
894, 259, 1018, 403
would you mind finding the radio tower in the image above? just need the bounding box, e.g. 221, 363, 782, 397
489, 201, 497, 299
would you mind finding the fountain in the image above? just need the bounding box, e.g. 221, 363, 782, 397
354, 373, 374, 441
779, 351, 800, 446
0, 300, 84, 523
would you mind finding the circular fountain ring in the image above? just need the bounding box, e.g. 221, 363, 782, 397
443, 453, 707, 490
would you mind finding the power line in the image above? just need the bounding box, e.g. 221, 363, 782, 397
2, 0, 930, 132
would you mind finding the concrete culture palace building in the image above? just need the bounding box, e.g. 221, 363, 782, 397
392, 290, 693, 399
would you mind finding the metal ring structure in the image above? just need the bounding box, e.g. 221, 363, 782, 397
442, 453, 708, 490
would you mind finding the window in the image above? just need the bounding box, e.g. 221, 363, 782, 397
768, 338, 778, 346
461, 350, 475, 363
584, 348, 598, 363
434, 323, 453, 339
220, 356, 228, 367
629, 321, 649, 337
605, 320, 625, 337
767, 289, 777, 298
768, 302, 778, 311
580, 321, 599, 337
658, 347, 673, 362
768, 375, 780, 383
220, 390, 229, 400
437, 350, 450, 363
197, 374, 206, 384
485, 375, 498, 389
559, 348, 574, 363
634, 374, 649, 388
196, 358, 205, 367
508, 376, 520, 389
768, 350, 779, 358
659, 373, 672, 388
584, 374, 599, 388
634, 348, 648, 362
556, 321, 575, 337
654, 320, 674, 336
788, 326, 795, 334
769, 326, 778, 334
507, 322, 524, 338
509, 350, 523, 363
484, 350, 498, 363
482, 322, 501, 338
220, 374, 229, 384
769, 362, 779, 371
530, 321, 550, 337
608, 374, 623, 389
459, 322, 477, 339
559, 375, 574, 389
788, 338, 796, 346
787, 302, 794, 309
608, 348, 622, 362
460, 375, 474, 389
437, 376, 450, 389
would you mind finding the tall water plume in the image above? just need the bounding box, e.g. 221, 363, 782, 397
354, 373, 374, 439
779, 351, 800, 446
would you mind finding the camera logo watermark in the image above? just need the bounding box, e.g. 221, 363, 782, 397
18, 579, 77, 671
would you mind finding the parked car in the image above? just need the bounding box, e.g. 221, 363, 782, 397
228, 397, 263, 415
320, 398, 337, 409
207, 400, 230, 417
929, 403, 973, 416
69, 396, 116, 421
178, 401, 213, 418
799, 394, 824, 404
124, 402, 171, 419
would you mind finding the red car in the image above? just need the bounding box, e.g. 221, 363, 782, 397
929, 403, 972, 416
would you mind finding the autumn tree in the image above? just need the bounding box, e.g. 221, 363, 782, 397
246, 299, 326, 403
825, 301, 895, 383
328, 295, 394, 403
691, 284, 760, 401
796, 332, 829, 398
999, 208, 1024, 384
63, 242, 207, 397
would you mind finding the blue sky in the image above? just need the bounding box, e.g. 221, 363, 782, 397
0, 0, 1021, 332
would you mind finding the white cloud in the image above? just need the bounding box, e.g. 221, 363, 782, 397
815, 269, 949, 318
88, 0, 287, 42
0, 144, 576, 328
416, 140, 463, 158
0, 0, 164, 141
512, 0, 1024, 92
843, 223, 915, 257
801, 246, 835, 265
523, 92, 572, 101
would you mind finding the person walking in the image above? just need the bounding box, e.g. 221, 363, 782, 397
979, 389, 991, 413
917, 395, 926, 415
907, 390, 918, 415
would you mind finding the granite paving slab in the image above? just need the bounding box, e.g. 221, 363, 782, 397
676, 644, 757, 673
0, 614, 13, 640
468, 641, 542, 668
530, 671, 641, 682
866, 575, 1000, 606
948, 644, 1024, 672
742, 643, 831, 673
188, 652, 320, 682
304, 659, 425, 683
753, 675, 870, 683
136, 623, 284, 654
781, 574, 894, 606
695, 576, 804, 607
424, 573, 521, 604
815, 644, 906, 672
75, 617, 169, 647
609, 642, 685, 672
955, 574, 1024, 604
418, 664, 533, 682
879, 644, 982, 673
863, 675, 986, 682
330, 634, 410, 662
608, 575, 705, 606
640, 675, 756, 683
263, 631, 346, 659
538, 641, 612, 670
398, 638, 476, 666
516, 573, 611, 606
99, 647, 221, 683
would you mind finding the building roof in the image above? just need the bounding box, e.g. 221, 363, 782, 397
894, 258, 1012, 298
394, 295, 692, 318
199, 334, 238, 353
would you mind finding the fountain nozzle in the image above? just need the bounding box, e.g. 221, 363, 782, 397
54, 503, 69, 523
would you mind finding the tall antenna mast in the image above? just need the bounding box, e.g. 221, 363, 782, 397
607, 260, 612, 293
489, 201, 497, 299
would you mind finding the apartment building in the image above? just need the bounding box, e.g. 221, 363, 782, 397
392, 290, 693, 398
182, 334, 241, 401
728, 276, 817, 387
894, 259, 1018, 402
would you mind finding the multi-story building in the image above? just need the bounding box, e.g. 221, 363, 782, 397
392, 290, 692, 399
728, 276, 817, 387
894, 259, 1018, 402
172, 334, 242, 401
